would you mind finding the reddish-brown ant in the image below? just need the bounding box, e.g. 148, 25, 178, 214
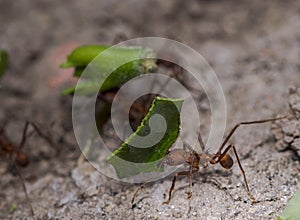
0, 121, 54, 216
131, 115, 286, 205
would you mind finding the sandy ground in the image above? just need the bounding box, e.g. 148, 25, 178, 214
0, 1, 300, 219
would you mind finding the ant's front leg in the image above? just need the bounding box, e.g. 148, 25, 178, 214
217, 144, 258, 203
19, 121, 54, 150
163, 167, 199, 205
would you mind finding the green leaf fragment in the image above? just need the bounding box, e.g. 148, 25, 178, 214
107, 97, 183, 179
9, 203, 17, 213
60, 45, 109, 68
0, 50, 8, 78
73, 67, 85, 77
278, 188, 300, 220
62, 81, 100, 95
61, 45, 157, 95
0, 50, 9, 89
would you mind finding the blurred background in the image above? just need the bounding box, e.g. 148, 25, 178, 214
0, 1, 299, 219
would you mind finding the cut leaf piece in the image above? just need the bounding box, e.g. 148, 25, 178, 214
278, 188, 300, 220
107, 97, 183, 179
60, 45, 109, 68
61, 45, 157, 94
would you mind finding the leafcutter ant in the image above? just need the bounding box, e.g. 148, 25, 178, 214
131, 115, 286, 205
0, 121, 54, 216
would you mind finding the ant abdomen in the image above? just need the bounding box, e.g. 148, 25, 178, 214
220, 154, 233, 169
16, 151, 29, 167
165, 149, 190, 166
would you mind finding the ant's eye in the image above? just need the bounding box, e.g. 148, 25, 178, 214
220, 154, 233, 169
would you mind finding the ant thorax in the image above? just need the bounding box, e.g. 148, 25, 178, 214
198, 151, 213, 168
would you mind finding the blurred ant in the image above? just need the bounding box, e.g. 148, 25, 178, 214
0, 121, 54, 216
131, 115, 286, 205
97, 59, 195, 131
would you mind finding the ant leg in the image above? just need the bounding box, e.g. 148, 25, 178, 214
188, 167, 199, 199
163, 171, 188, 205
218, 116, 286, 155
131, 182, 148, 204
188, 153, 199, 199
218, 144, 257, 203
198, 131, 205, 151
18, 121, 30, 149
14, 164, 34, 216
163, 168, 198, 204
188, 172, 193, 199
231, 145, 258, 203
18, 121, 56, 152
13, 121, 54, 215
132, 159, 166, 205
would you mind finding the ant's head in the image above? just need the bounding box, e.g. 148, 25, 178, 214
219, 153, 233, 169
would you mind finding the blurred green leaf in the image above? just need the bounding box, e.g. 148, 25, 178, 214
9, 203, 17, 213
107, 97, 183, 178
60, 45, 108, 68
0, 50, 9, 89
278, 188, 300, 220
61, 45, 157, 94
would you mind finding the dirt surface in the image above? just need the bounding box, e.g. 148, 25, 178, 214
0, 1, 300, 219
